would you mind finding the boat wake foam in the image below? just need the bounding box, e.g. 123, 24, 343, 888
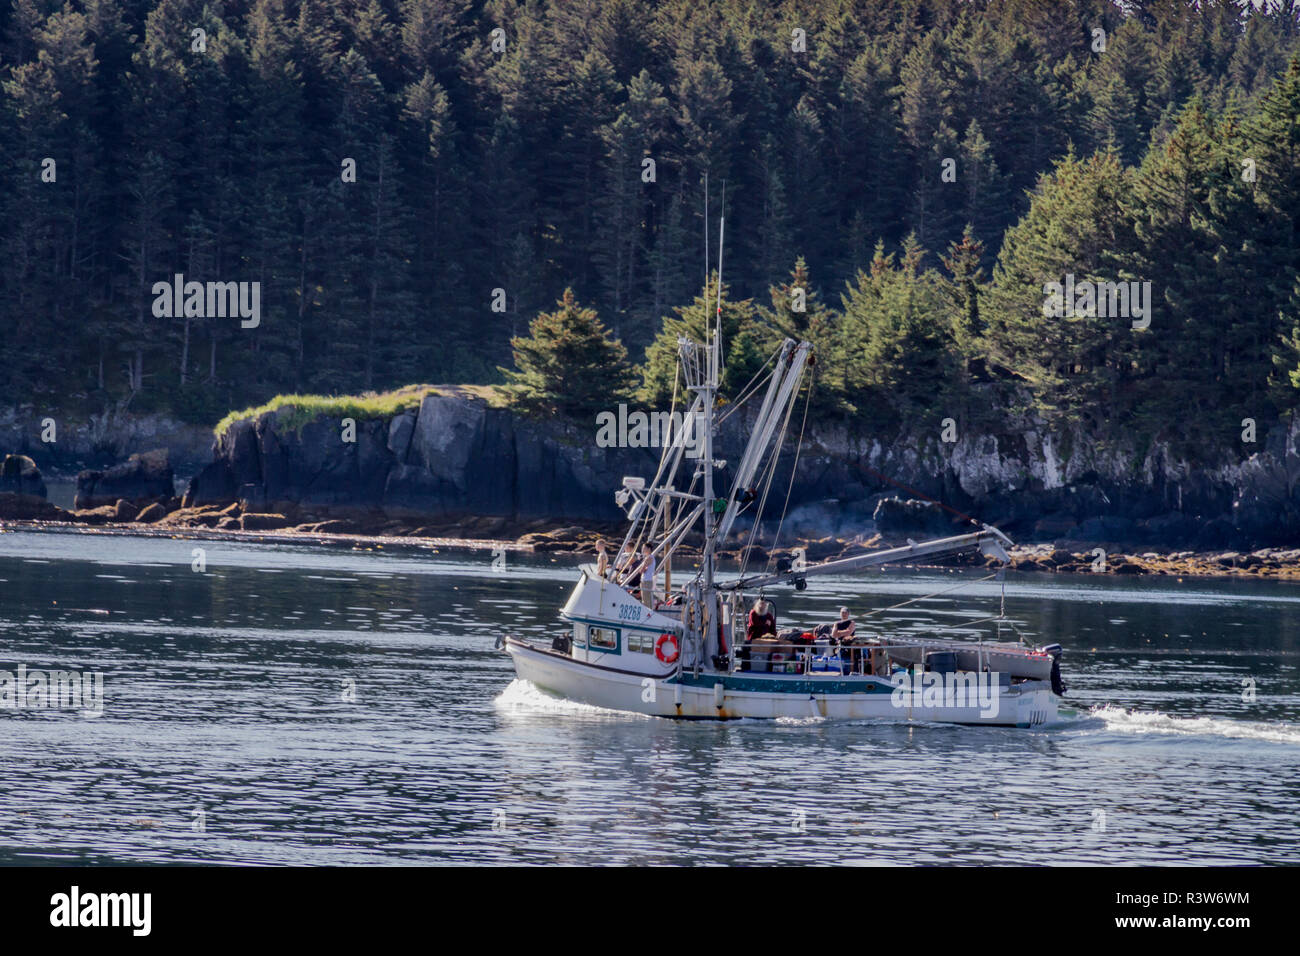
1091, 704, 1300, 745
494, 679, 652, 721
773, 715, 826, 726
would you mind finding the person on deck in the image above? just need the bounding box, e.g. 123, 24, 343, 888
831, 607, 855, 641
637, 543, 657, 607
832, 607, 862, 673
595, 538, 609, 579
746, 598, 777, 642
621, 548, 641, 597
740, 598, 778, 672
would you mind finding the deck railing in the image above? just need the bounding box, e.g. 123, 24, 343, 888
732, 642, 889, 676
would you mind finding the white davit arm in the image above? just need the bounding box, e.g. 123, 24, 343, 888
728, 525, 1013, 590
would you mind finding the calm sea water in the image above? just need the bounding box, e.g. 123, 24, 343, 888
1, 527, 1297, 865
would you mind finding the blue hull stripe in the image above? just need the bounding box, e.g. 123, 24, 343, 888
674, 672, 895, 695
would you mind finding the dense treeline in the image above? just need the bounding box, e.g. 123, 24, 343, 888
3, 0, 1300, 455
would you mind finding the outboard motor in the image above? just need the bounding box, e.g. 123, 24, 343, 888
1042, 643, 1067, 696
775, 554, 806, 589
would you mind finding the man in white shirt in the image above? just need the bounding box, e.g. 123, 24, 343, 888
638, 543, 657, 607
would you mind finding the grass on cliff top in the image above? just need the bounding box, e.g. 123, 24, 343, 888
212, 384, 510, 438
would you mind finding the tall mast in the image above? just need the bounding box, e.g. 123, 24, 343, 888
715, 210, 725, 360
702, 211, 725, 594
703, 171, 709, 292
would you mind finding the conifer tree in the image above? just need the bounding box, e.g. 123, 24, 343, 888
639, 274, 762, 406
839, 236, 961, 427
758, 258, 846, 415
984, 150, 1137, 431
504, 288, 633, 418
595, 68, 670, 328
0, 0, 1296, 436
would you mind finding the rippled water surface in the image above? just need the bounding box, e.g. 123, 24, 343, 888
1, 528, 1298, 865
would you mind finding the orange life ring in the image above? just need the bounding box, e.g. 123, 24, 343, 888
655, 633, 679, 664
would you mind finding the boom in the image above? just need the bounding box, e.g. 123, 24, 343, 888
724, 525, 1013, 591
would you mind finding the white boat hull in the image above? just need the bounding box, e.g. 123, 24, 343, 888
881, 640, 1057, 681
506, 639, 1060, 727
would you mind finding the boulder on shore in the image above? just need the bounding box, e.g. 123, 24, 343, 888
0, 454, 47, 498
0, 491, 69, 521
72, 505, 117, 525
75, 449, 174, 509
135, 502, 168, 523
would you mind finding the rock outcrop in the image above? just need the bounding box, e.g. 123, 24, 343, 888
177, 388, 1300, 549
0, 407, 213, 475
0, 492, 70, 521
187, 390, 661, 527
0, 454, 46, 497
75, 449, 175, 509
0, 455, 71, 521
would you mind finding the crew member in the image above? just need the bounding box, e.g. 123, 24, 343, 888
637, 543, 657, 606
832, 606, 861, 673
746, 598, 777, 642
739, 597, 777, 672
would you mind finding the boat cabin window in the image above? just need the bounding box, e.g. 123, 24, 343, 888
572, 623, 587, 647
589, 626, 618, 651
626, 631, 653, 653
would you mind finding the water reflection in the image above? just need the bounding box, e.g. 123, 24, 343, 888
0, 528, 1297, 864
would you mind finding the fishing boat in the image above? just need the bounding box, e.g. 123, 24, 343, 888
504, 222, 1067, 728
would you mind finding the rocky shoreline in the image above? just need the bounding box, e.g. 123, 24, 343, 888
4, 508, 1299, 580
175, 388, 1300, 552
3, 384, 1299, 581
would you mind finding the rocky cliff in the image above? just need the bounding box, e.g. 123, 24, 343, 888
181, 387, 1300, 550
187, 388, 661, 527
0, 407, 213, 475
74, 449, 175, 509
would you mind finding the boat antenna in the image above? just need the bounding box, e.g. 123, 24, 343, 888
715, 179, 725, 365
703, 170, 709, 293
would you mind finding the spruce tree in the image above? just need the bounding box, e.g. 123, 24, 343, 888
503, 288, 633, 419
984, 150, 1137, 432
758, 258, 846, 415
839, 236, 961, 429
639, 274, 763, 406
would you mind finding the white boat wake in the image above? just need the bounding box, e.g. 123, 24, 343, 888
1090, 704, 1300, 745
494, 679, 652, 721
496, 683, 1298, 745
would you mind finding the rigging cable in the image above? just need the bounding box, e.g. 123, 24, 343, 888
761, 355, 814, 569
736, 364, 802, 579
715, 344, 783, 426
855, 571, 1001, 620
619, 353, 684, 585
